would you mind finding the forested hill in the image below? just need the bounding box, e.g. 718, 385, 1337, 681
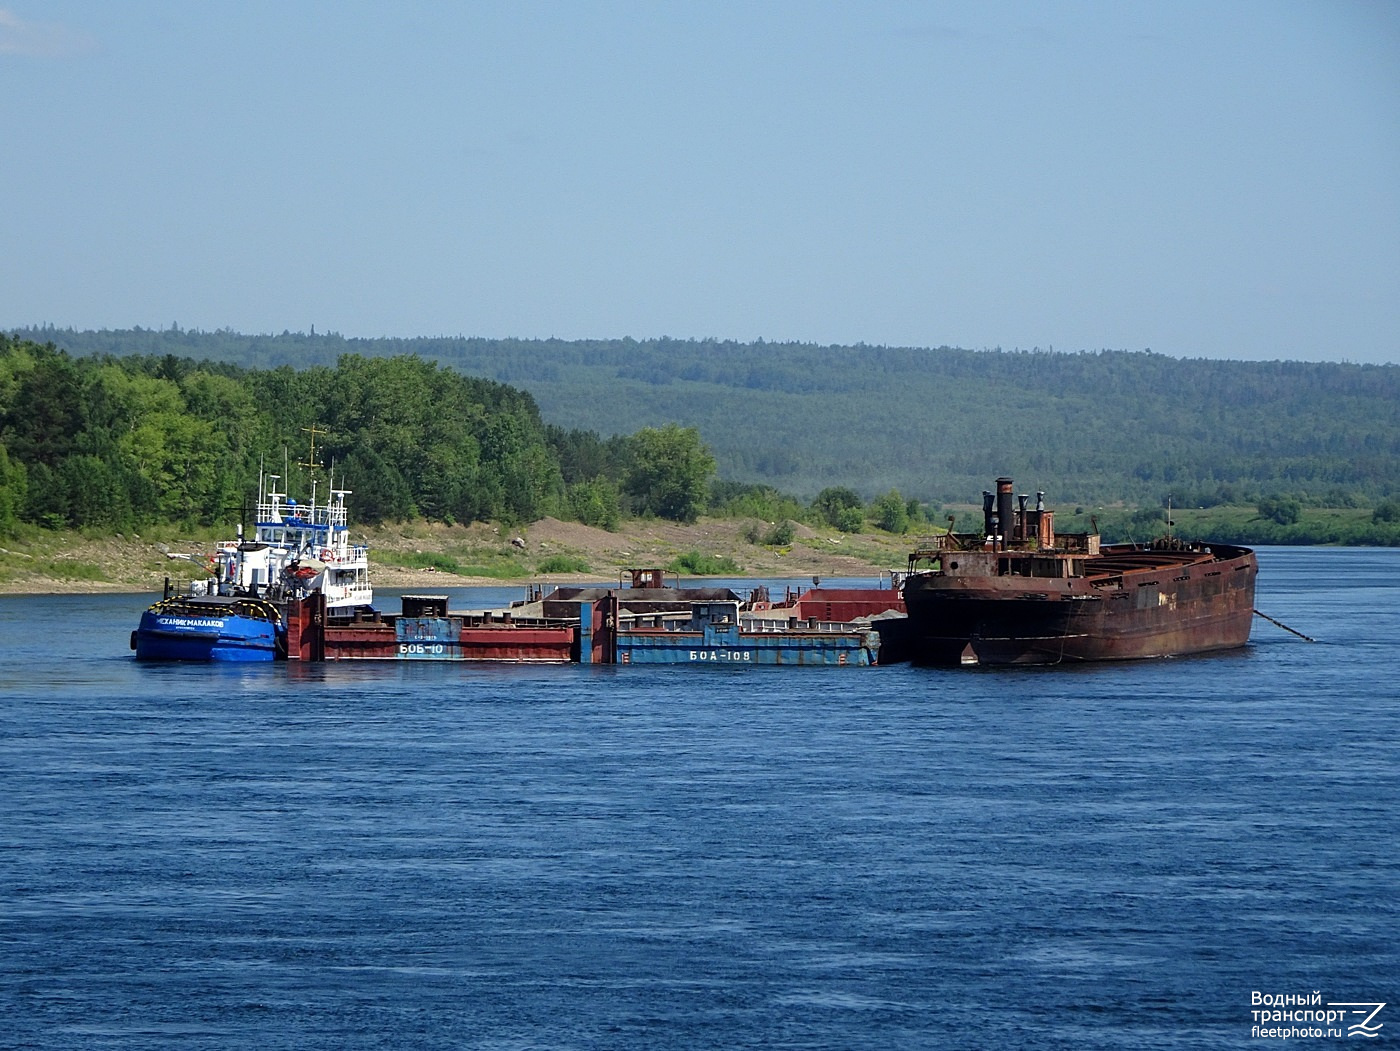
18, 326, 1400, 506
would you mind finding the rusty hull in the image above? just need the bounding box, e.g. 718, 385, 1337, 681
287, 593, 576, 662
901, 478, 1257, 666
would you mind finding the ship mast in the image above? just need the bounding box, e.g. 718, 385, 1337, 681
301, 424, 326, 511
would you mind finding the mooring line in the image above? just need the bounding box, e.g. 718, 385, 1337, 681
1254, 609, 1316, 643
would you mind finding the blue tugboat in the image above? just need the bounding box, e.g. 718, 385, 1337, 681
132, 445, 373, 661
131, 594, 286, 662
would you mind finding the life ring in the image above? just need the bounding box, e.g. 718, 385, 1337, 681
319, 548, 333, 561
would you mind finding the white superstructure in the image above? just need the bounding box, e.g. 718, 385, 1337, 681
203, 470, 373, 614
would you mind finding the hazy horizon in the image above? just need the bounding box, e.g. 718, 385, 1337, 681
4, 2, 1397, 365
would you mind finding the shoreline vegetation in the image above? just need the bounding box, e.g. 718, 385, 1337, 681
0, 516, 916, 597
3, 502, 1394, 597
16, 328, 1400, 512
4, 336, 1398, 600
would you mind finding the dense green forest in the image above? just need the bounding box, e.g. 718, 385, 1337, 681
21, 326, 1400, 510
5, 328, 1400, 547
0, 334, 724, 538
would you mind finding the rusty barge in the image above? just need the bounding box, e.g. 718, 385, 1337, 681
901, 477, 1257, 666
286, 593, 579, 663
284, 570, 891, 666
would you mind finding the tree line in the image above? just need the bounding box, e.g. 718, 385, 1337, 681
0, 336, 721, 537
5, 331, 1399, 547
0, 335, 948, 543
21, 325, 1400, 509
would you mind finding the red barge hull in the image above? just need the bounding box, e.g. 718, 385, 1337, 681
287, 594, 578, 663
283, 579, 900, 666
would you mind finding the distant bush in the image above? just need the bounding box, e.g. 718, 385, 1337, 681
833, 507, 865, 534
668, 550, 742, 575
1373, 500, 1400, 525
1258, 495, 1302, 526
711, 480, 806, 522
389, 550, 529, 578
762, 519, 796, 546
536, 555, 590, 574
398, 552, 464, 573
40, 559, 107, 582
566, 479, 620, 531
454, 562, 529, 579
812, 487, 863, 529
872, 489, 910, 534
1130, 506, 1166, 529
1088, 504, 1400, 547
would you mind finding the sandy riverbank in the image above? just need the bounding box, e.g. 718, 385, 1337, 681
0, 517, 918, 596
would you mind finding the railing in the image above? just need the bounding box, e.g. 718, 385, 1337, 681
257, 500, 349, 528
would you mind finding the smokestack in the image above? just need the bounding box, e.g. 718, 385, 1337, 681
1017, 493, 1028, 541
996, 478, 1015, 548
982, 490, 995, 538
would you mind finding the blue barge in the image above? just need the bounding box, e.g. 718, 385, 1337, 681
601, 598, 880, 666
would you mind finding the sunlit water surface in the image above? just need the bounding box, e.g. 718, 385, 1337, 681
2, 549, 1396, 1049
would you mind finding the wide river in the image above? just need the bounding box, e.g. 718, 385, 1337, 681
2, 547, 1396, 1049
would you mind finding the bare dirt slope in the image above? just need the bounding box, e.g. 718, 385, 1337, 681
0, 517, 918, 595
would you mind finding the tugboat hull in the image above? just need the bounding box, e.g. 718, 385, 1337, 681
131, 598, 284, 662
130, 433, 371, 663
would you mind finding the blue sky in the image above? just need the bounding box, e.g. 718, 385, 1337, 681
3, 1, 1397, 363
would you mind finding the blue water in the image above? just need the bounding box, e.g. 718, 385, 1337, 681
2, 549, 1396, 1049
